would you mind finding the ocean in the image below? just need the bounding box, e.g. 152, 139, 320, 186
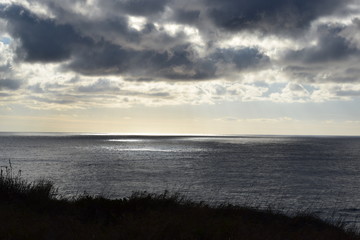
0, 133, 359, 226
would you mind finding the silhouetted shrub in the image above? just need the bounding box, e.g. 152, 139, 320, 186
0, 161, 57, 203
0, 163, 359, 240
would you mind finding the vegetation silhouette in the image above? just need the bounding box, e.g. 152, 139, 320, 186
0, 163, 359, 240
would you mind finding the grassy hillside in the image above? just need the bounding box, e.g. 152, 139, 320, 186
0, 165, 359, 240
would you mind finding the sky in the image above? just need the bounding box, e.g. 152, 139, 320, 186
0, 0, 360, 135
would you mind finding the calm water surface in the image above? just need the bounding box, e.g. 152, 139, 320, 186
0, 133, 359, 226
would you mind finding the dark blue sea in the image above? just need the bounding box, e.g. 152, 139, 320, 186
0, 133, 359, 227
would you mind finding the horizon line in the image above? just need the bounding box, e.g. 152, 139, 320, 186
0, 131, 359, 138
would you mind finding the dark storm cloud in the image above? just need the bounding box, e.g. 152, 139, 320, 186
79, 17, 142, 44
118, 0, 170, 16
282, 23, 360, 84
0, 79, 22, 90
285, 25, 359, 64
205, 0, 351, 33
68, 42, 216, 80
1, 4, 219, 80
131, 77, 155, 82
173, 9, 200, 25
1, 1, 355, 84
0, 5, 90, 62
0, 5, 213, 80
285, 65, 360, 84
68, 40, 268, 80
210, 48, 269, 70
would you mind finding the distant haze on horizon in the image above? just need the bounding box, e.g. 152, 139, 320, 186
0, 0, 360, 135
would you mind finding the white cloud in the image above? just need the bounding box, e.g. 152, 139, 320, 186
128, 15, 147, 31
270, 83, 310, 102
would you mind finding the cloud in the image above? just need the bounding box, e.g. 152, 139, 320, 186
270, 83, 311, 102
118, 0, 170, 16
210, 48, 269, 71
68, 42, 209, 79
27, 83, 44, 93
0, 5, 89, 62
330, 84, 360, 98
280, 19, 360, 86
0, 78, 22, 90
336, 89, 360, 97
205, 0, 351, 34
77, 79, 120, 93
340, 18, 360, 49
29, 95, 76, 105
284, 24, 359, 64
0, 0, 359, 111
1, 4, 269, 82
68, 42, 269, 80
172, 9, 200, 25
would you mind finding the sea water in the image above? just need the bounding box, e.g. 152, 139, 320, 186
0, 133, 359, 226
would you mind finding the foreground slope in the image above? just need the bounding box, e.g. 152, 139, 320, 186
0, 169, 359, 240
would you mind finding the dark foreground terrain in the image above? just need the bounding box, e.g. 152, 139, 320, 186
0, 167, 359, 240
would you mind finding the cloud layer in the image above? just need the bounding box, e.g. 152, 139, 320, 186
0, 0, 360, 109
